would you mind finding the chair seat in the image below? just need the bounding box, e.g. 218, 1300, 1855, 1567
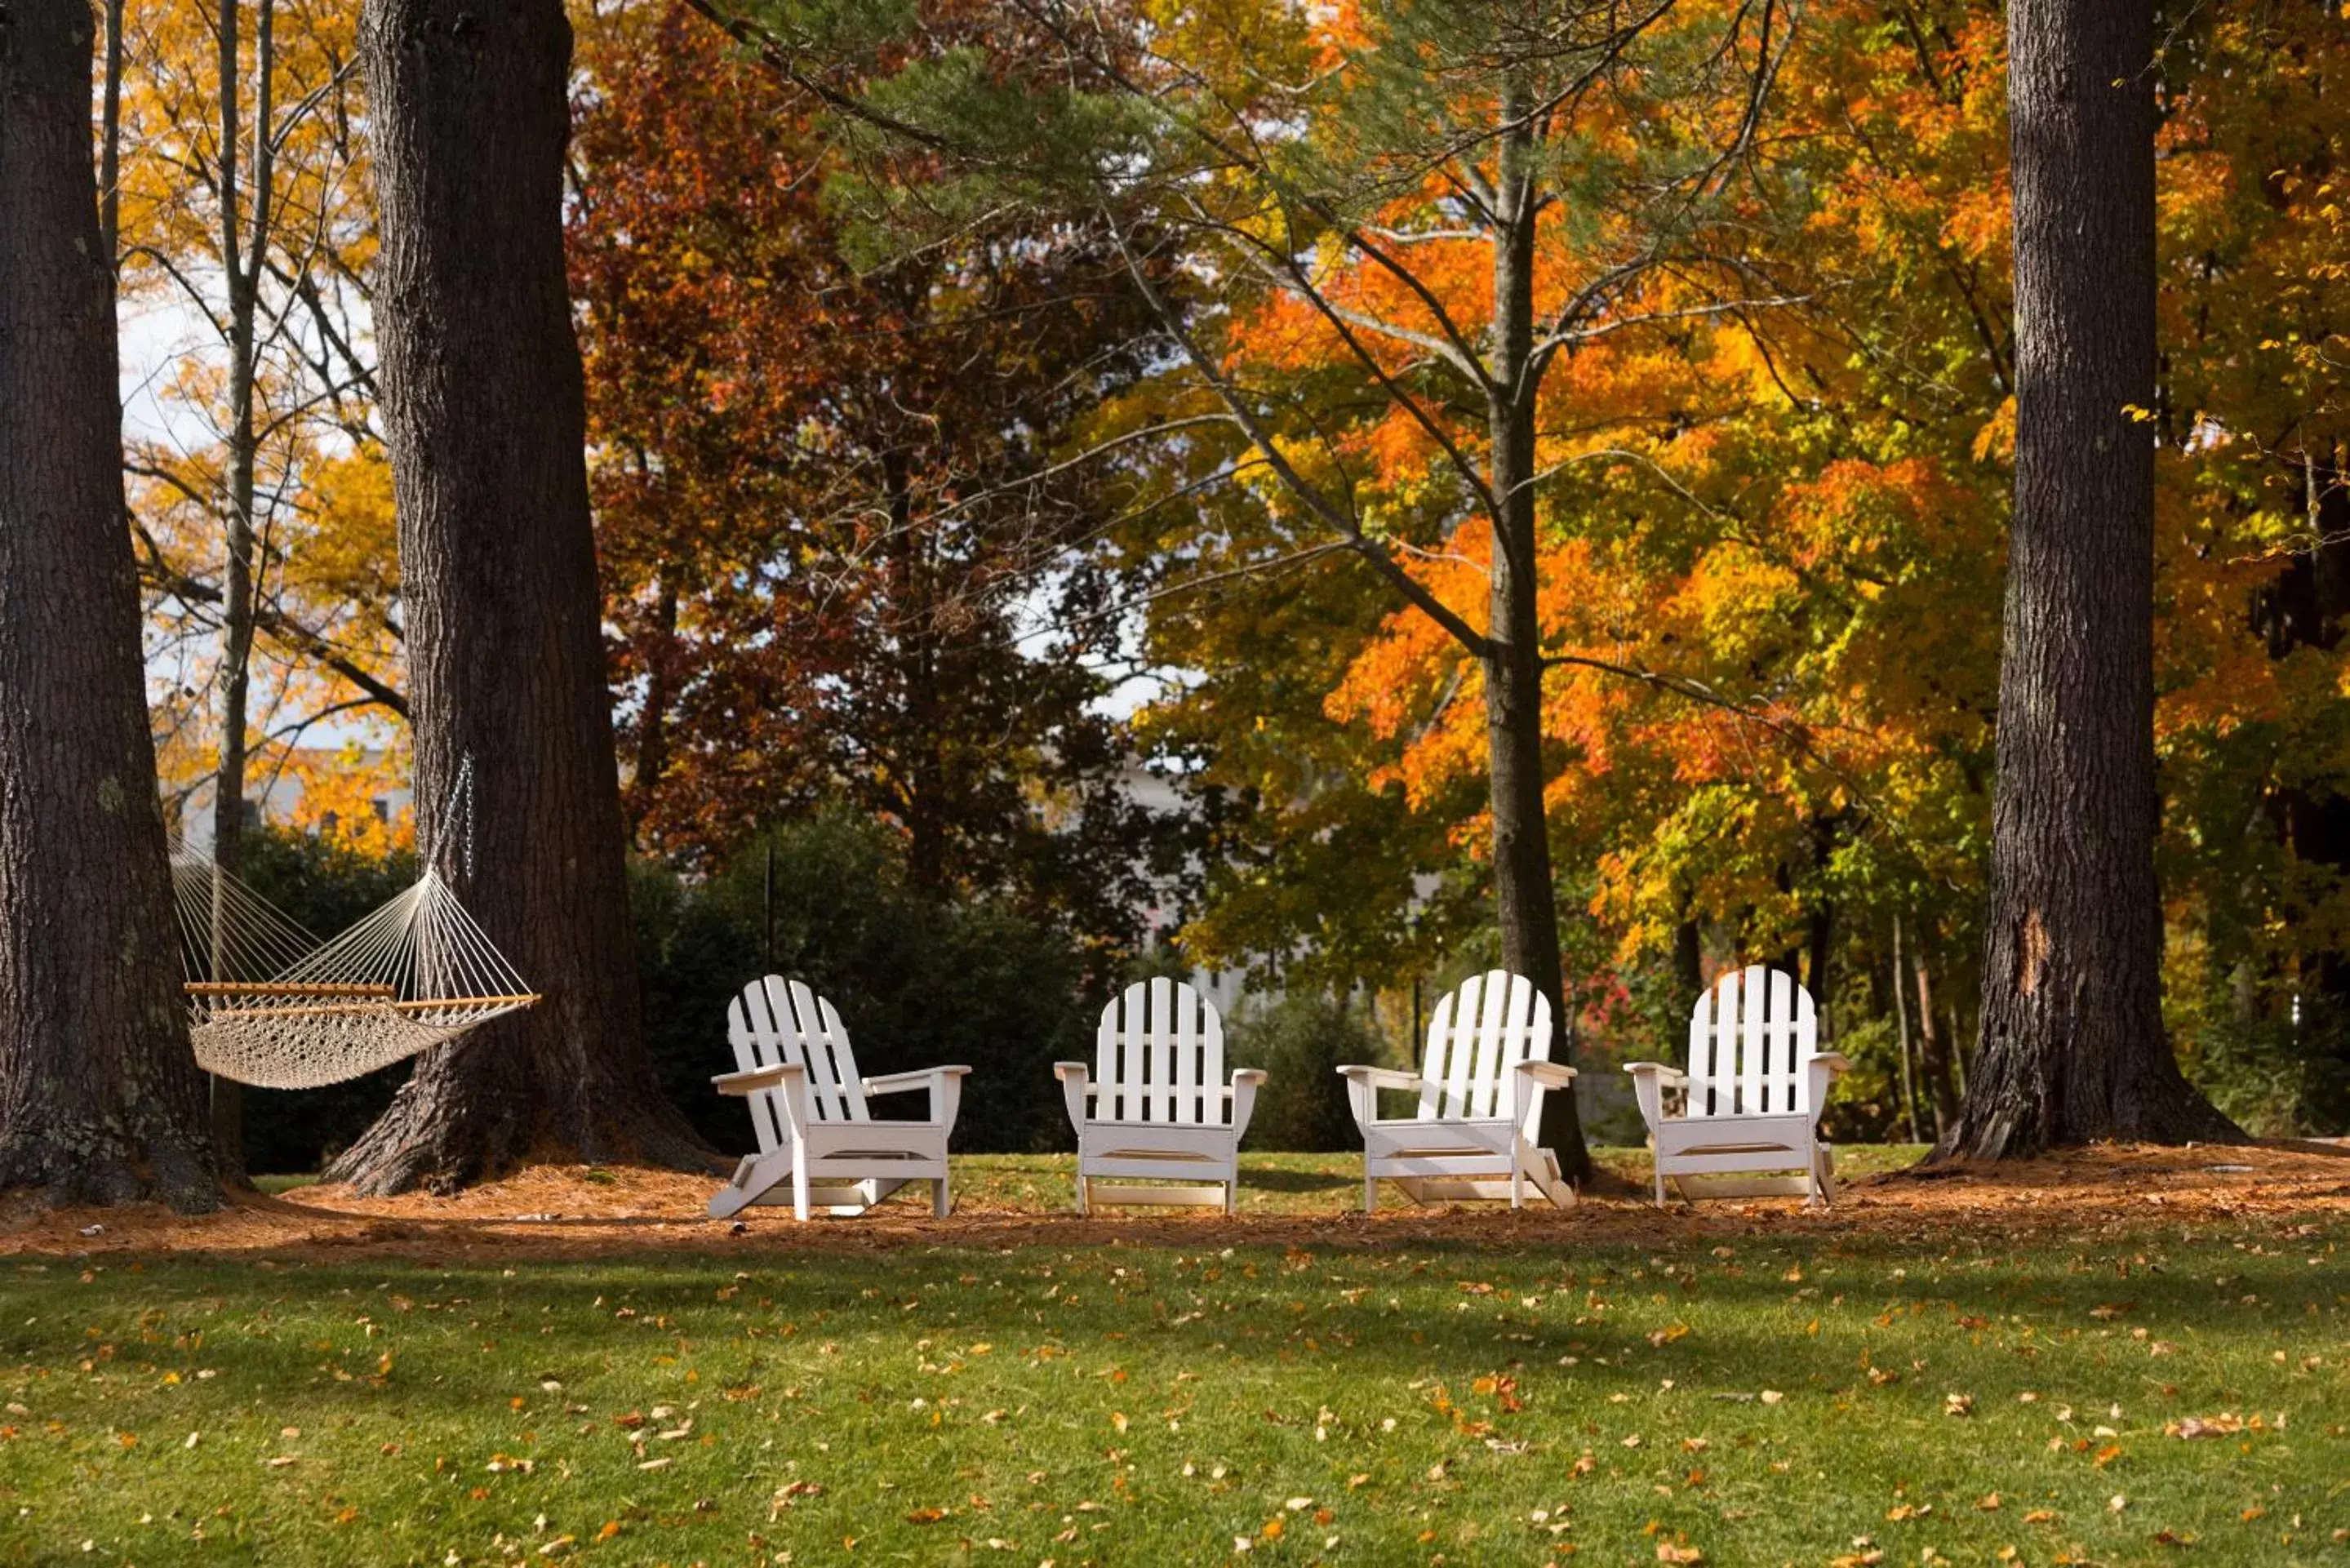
1362, 1117, 1517, 1157
1651, 1111, 1817, 1158
1081, 1120, 1239, 1158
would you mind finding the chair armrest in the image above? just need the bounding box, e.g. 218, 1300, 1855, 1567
1054, 1062, 1091, 1141
864, 1066, 972, 1096
1229, 1068, 1267, 1142
1803, 1052, 1850, 1125
1514, 1059, 1579, 1088
1623, 1061, 1683, 1132
864, 1065, 972, 1132
713, 1063, 801, 1096
715, 1062, 811, 1138
1338, 1064, 1424, 1127
1336, 1064, 1423, 1091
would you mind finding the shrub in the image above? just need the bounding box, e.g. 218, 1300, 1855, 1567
1228, 991, 1380, 1152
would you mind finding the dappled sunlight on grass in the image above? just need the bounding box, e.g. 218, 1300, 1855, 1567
2, 1187, 2343, 1565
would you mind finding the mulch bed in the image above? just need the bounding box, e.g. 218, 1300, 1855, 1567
3, 1142, 2344, 1264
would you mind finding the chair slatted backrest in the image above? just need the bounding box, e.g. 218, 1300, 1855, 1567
728, 975, 869, 1152
1686, 965, 1818, 1117
1415, 970, 1553, 1135
1095, 978, 1226, 1125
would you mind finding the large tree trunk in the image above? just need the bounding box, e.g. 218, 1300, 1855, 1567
1942, 0, 2237, 1157
0, 0, 218, 1210
1486, 73, 1590, 1182
327, 0, 710, 1194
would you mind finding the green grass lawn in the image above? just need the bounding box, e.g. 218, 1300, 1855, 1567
2, 1156, 2345, 1566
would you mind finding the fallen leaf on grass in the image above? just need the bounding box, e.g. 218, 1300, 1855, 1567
904, 1508, 947, 1524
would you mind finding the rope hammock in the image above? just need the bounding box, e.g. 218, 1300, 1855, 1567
173, 760, 540, 1090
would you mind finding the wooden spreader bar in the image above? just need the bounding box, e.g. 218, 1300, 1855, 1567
184, 981, 396, 999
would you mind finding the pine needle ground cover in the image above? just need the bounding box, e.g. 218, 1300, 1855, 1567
2, 1156, 2345, 1566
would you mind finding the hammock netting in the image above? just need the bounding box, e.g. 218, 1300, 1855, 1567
173, 853, 539, 1090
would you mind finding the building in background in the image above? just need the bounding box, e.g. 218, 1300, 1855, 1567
172, 747, 412, 856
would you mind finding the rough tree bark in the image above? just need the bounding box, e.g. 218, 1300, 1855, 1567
0, 0, 219, 1210
1488, 67, 1589, 1181
1942, 0, 2238, 1157
326, 0, 711, 1193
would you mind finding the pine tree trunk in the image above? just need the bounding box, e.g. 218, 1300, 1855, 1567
1487, 73, 1589, 1182
1943, 0, 2237, 1157
1890, 916, 1921, 1143
207, 0, 267, 1184
327, 0, 710, 1194
0, 0, 219, 1210
1912, 944, 1959, 1139
2251, 451, 2350, 1125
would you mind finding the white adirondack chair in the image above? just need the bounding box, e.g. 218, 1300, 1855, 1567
1337, 970, 1579, 1211
1626, 965, 1849, 1207
1055, 978, 1265, 1214
708, 975, 969, 1221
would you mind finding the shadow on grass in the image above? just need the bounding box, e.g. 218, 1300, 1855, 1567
1242, 1165, 1356, 1193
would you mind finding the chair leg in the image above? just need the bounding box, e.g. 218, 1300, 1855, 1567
791, 1144, 810, 1223
1509, 1150, 1525, 1210
1363, 1168, 1378, 1215
707, 1153, 764, 1220
1073, 1171, 1088, 1216
933, 1176, 952, 1219
1653, 1163, 1668, 1210
1224, 1174, 1239, 1216
1811, 1141, 1836, 1208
